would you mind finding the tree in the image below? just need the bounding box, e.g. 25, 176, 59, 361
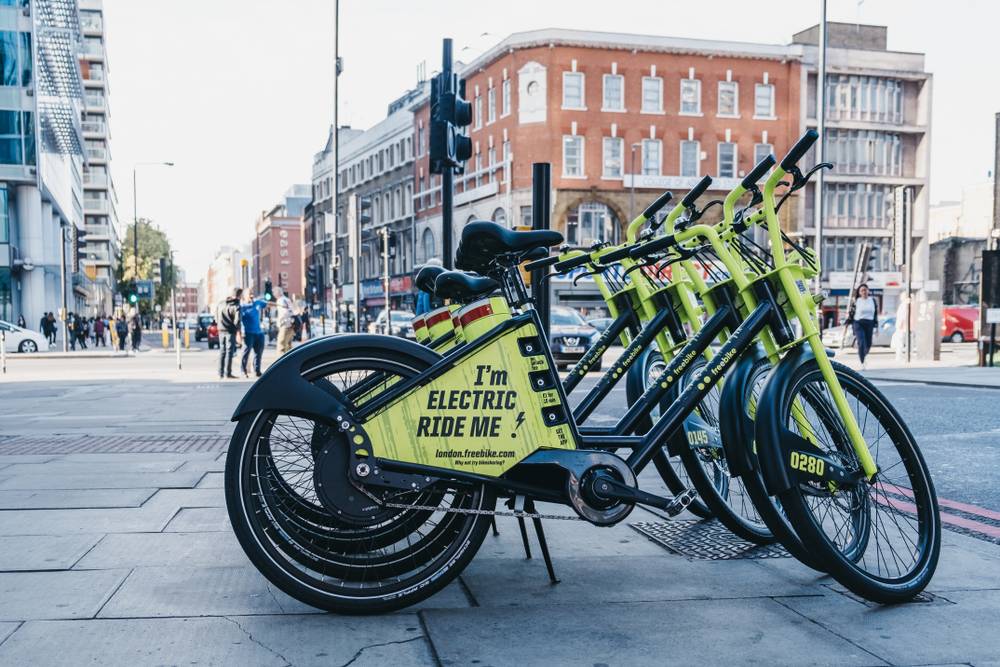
114, 218, 175, 314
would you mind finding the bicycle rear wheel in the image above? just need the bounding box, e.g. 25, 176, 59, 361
774, 360, 940, 603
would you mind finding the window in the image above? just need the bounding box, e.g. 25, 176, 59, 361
520, 205, 532, 227
641, 139, 661, 176
602, 137, 623, 178
502, 140, 511, 181
826, 129, 902, 176
718, 81, 738, 117
680, 140, 700, 177
487, 147, 496, 182
491, 207, 507, 225
501, 78, 511, 117
717, 142, 737, 178
562, 72, 585, 109
562, 135, 584, 176
822, 183, 892, 230
474, 96, 482, 129
487, 87, 496, 124
566, 201, 619, 245
641, 76, 662, 112
0, 32, 32, 87
603, 74, 624, 111
680, 78, 701, 114
753, 143, 773, 168
0, 184, 7, 244
754, 83, 775, 118
421, 228, 435, 263
0, 110, 34, 165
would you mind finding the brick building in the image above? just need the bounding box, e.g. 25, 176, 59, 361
410, 29, 802, 307
252, 185, 310, 300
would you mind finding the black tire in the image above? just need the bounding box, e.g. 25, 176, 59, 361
676, 358, 776, 544
632, 349, 713, 519
225, 349, 495, 614
736, 358, 825, 569
774, 360, 941, 603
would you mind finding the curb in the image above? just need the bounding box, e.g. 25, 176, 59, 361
865, 374, 1000, 391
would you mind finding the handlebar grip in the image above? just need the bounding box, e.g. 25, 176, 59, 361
741, 154, 776, 188
780, 129, 819, 171
552, 253, 591, 273
628, 234, 675, 259
681, 176, 712, 208
641, 191, 673, 220
524, 254, 559, 272
598, 246, 633, 264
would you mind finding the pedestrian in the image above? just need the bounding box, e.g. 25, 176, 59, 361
93, 315, 106, 347
301, 309, 311, 340
846, 284, 878, 370
217, 288, 242, 379
48, 312, 58, 345
274, 287, 295, 354
239, 289, 268, 377
128, 308, 142, 352
17, 313, 25, 328
39, 313, 49, 341
76, 315, 89, 349
115, 314, 128, 351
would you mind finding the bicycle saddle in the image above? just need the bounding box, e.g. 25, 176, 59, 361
415, 265, 446, 295
456, 221, 563, 271
433, 271, 499, 302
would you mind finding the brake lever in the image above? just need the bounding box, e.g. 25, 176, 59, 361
572, 270, 598, 287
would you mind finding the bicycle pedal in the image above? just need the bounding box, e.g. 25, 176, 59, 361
664, 488, 698, 517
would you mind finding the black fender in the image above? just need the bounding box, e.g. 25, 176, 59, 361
753, 344, 833, 495
717, 344, 768, 478
230, 333, 442, 422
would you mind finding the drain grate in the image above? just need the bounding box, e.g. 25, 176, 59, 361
631, 520, 792, 560
0, 434, 230, 455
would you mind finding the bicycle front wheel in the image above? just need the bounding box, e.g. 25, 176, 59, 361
774, 360, 940, 603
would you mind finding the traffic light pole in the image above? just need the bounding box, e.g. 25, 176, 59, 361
382, 229, 391, 334
531, 163, 551, 334
441, 38, 454, 269
170, 253, 181, 371
59, 223, 68, 352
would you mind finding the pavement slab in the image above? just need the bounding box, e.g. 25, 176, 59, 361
96, 565, 320, 618
74, 531, 250, 569
0, 534, 103, 571
0, 459, 188, 474
0, 488, 157, 510
422, 597, 885, 666
460, 554, 818, 607
0, 569, 129, 621
0, 469, 206, 490
0, 622, 19, 646
0, 506, 177, 535
163, 506, 230, 532
477, 513, 668, 559
777, 588, 1000, 665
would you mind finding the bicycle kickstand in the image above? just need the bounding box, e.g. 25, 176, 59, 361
525, 499, 560, 585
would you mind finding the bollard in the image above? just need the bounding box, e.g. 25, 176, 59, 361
161, 325, 169, 349
184, 327, 190, 349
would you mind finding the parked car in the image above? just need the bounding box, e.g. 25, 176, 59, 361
369, 310, 416, 339
586, 317, 614, 333
195, 313, 214, 341
0, 320, 49, 353
941, 305, 978, 342
550, 306, 599, 370
822, 317, 896, 349
206, 321, 220, 349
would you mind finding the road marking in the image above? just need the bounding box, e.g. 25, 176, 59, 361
883, 483, 1000, 522
877, 493, 1000, 540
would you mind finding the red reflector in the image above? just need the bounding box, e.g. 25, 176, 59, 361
459, 303, 494, 328
426, 310, 452, 328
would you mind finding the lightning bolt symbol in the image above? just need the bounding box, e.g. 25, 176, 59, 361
514, 411, 526, 429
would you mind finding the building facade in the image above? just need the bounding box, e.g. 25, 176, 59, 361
173, 282, 198, 318
411, 28, 802, 309
78, 0, 117, 316
0, 0, 87, 329
928, 181, 993, 243
252, 184, 309, 299
335, 88, 420, 326
794, 23, 932, 322
204, 244, 249, 312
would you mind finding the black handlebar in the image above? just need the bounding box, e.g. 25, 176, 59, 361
682, 175, 713, 208
523, 254, 559, 272
741, 154, 776, 189
628, 234, 675, 259
780, 129, 819, 171
641, 191, 673, 220
552, 253, 592, 273
598, 245, 633, 264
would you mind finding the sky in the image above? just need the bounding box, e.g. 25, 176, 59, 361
103, 0, 1000, 281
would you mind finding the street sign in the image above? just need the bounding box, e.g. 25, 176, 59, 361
987, 308, 1000, 325
136, 280, 155, 298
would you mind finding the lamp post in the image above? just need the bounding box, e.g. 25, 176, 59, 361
132, 161, 174, 305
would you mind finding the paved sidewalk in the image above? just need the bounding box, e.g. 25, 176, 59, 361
0, 446, 998, 666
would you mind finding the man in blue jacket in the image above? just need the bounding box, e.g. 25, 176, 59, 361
240, 290, 270, 378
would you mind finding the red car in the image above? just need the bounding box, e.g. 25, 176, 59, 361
941, 306, 977, 343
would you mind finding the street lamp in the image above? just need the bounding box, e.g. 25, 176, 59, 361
132, 161, 174, 309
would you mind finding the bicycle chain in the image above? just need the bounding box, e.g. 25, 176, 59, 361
354, 482, 583, 521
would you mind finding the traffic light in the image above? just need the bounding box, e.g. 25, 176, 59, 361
429, 71, 473, 174
74, 228, 88, 267
387, 232, 397, 260
264, 279, 274, 301
128, 280, 138, 305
